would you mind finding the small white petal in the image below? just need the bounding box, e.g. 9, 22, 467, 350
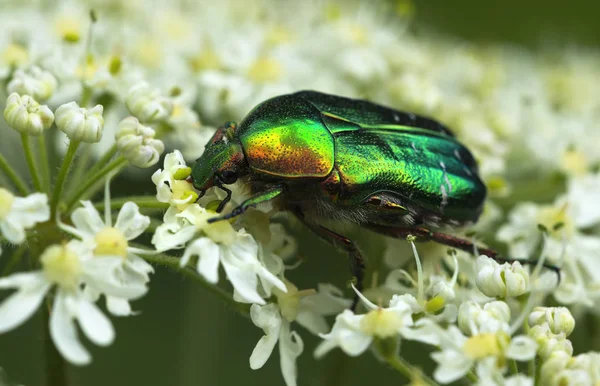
279, 322, 303, 386
50, 293, 91, 365
0, 220, 26, 244
76, 298, 115, 346
0, 272, 50, 333
71, 201, 105, 236
222, 261, 264, 305
194, 238, 221, 283
114, 202, 150, 240
250, 304, 282, 369
106, 296, 134, 316
506, 335, 537, 361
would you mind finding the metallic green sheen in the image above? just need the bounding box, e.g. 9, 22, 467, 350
294, 91, 485, 223
237, 94, 335, 178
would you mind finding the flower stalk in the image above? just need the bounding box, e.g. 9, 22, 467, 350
21, 133, 43, 192
51, 140, 80, 217
0, 151, 29, 195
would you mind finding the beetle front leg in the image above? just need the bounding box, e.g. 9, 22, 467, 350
293, 209, 365, 311
207, 185, 285, 223
367, 225, 561, 279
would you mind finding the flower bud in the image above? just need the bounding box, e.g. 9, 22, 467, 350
458, 300, 510, 335
529, 324, 573, 361
3, 93, 54, 135
116, 116, 165, 168
529, 307, 575, 337
125, 82, 173, 123
476, 255, 529, 298
55, 101, 104, 143
7, 66, 57, 102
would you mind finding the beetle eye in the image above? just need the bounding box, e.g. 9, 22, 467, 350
219, 170, 238, 184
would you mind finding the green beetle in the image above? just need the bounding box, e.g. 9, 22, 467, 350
192, 91, 490, 305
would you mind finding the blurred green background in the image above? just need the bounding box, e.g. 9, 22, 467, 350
1, 1, 599, 385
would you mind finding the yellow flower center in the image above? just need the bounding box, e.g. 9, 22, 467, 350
41, 244, 82, 290
561, 148, 588, 176
173, 166, 192, 180
135, 39, 161, 69
463, 332, 509, 360
274, 280, 316, 322
266, 26, 293, 46
360, 308, 403, 338
0, 188, 15, 219
536, 203, 574, 239
3, 43, 28, 66
94, 227, 128, 258
189, 46, 221, 72
55, 16, 82, 43
171, 180, 197, 211
343, 24, 368, 45
247, 57, 283, 83
424, 295, 446, 314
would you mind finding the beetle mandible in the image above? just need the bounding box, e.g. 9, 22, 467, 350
191, 90, 546, 308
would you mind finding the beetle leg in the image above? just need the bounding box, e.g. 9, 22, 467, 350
207, 185, 285, 223
367, 225, 561, 281
292, 209, 365, 311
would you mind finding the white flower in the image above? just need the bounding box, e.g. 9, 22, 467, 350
3, 93, 54, 135
125, 82, 173, 123
529, 307, 575, 337
431, 326, 537, 384
55, 102, 104, 143
0, 243, 118, 365
0, 189, 50, 244
178, 215, 285, 305
315, 288, 418, 358
476, 255, 529, 298
116, 116, 165, 168
58, 187, 154, 316
7, 66, 57, 101
151, 150, 196, 209
249, 303, 303, 386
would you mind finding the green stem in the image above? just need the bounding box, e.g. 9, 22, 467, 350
0, 151, 29, 195
51, 140, 80, 218
66, 144, 90, 192
85, 144, 117, 179
94, 196, 168, 211
43, 303, 67, 386
1, 244, 27, 275
466, 370, 478, 383
141, 252, 250, 318
384, 355, 439, 386
21, 133, 43, 192
38, 134, 51, 194
80, 85, 92, 107
509, 359, 519, 375
64, 156, 127, 212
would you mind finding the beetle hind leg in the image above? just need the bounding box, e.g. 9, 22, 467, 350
293, 209, 365, 311
367, 224, 561, 281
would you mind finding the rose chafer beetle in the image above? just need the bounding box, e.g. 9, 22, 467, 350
191, 91, 555, 307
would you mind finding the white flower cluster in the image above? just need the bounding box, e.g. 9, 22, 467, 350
1, 0, 600, 385
0, 179, 154, 364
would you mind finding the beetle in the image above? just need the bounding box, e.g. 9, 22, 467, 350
191, 90, 554, 307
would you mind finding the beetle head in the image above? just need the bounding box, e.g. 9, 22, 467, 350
191, 122, 246, 200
